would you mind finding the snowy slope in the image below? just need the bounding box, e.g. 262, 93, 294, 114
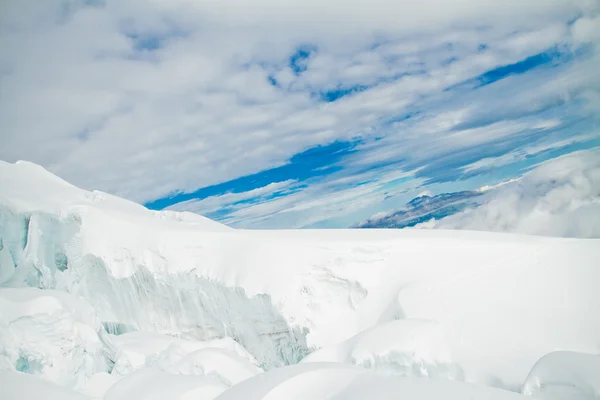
1, 160, 599, 398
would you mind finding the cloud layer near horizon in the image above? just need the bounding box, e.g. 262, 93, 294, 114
416, 149, 600, 237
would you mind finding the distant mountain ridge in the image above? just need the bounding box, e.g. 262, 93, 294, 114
356, 191, 483, 229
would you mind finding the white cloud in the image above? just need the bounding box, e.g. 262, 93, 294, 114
166, 180, 297, 215
418, 149, 600, 238
0, 0, 599, 217
461, 131, 599, 173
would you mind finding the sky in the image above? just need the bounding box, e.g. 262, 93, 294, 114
1, 0, 599, 229
416, 148, 600, 237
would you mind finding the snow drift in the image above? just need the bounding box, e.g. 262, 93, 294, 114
1, 159, 599, 398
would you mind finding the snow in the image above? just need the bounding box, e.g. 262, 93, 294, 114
110, 331, 260, 379
104, 368, 228, 400
1, 159, 599, 398
302, 319, 462, 380
522, 351, 600, 399
0, 369, 93, 400
82, 372, 121, 398
215, 363, 526, 400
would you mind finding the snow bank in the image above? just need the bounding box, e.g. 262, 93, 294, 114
0, 161, 309, 369
522, 351, 600, 399
111, 332, 261, 382
172, 348, 263, 386
215, 363, 525, 400
81, 372, 121, 398
0, 369, 92, 400
104, 368, 228, 400
302, 319, 462, 379
0, 288, 112, 389
0, 160, 231, 231
418, 149, 600, 237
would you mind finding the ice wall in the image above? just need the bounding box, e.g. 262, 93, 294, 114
0, 205, 309, 372
0, 207, 80, 289
75, 258, 309, 368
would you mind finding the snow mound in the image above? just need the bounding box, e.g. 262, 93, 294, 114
396, 239, 600, 389
0, 288, 112, 389
111, 332, 259, 379
0, 160, 231, 232
172, 347, 263, 386
522, 351, 600, 399
82, 372, 121, 398
302, 319, 462, 379
104, 368, 228, 400
0, 369, 92, 400
215, 362, 525, 400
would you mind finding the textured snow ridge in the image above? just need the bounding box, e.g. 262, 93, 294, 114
110, 332, 262, 381
522, 351, 600, 399
302, 319, 463, 380
0, 369, 93, 400
0, 206, 309, 370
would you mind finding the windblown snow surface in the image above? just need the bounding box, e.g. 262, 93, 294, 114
1, 159, 599, 399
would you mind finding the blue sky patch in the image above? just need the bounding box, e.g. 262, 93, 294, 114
319, 85, 370, 102
128, 33, 163, 51
289, 45, 317, 75
474, 47, 563, 88
146, 140, 360, 210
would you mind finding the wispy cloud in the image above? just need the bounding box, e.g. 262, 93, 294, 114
167, 179, 297, 216
1, 0, 599, 228
461, 131, 598, 173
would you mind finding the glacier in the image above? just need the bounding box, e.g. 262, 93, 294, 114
1, 159, 600, 399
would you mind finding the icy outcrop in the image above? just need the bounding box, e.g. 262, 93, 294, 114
110, 332, 260, 377
171, 347, 263, 386
75, 260, 309, 369
82, 372, 121, 398
0, 207, 309, 370
301, 319, 463, 380
215, 363, 525, 400
0, 288, 112, 389
104, 368, 228, 400
522, 351, 600, 399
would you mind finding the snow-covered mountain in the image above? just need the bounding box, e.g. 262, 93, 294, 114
1, 160, 599, 399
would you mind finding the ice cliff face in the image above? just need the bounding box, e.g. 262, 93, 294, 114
0, 161, 309, 385
0, 201, 308, 371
